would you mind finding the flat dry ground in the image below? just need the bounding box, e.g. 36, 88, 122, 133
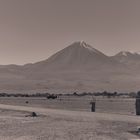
0, 103, 139, 140
0, 96, 136, 114
0, 97, 139, 140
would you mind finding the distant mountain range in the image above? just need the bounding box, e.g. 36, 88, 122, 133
112, 51, 140, 67
0, 41, 140, 93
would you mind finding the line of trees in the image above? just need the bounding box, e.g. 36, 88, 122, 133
0, 93, 50, 97
0, 91, 137, 98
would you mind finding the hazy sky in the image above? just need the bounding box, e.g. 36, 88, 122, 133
0, 0, 140, 65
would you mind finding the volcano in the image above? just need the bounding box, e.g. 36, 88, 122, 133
27, 41, 117, 72
0, 41, 139, 93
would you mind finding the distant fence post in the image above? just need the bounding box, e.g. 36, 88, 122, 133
136, 92, 140, 115
90, 101, 96, 112
90, 96, 96, 112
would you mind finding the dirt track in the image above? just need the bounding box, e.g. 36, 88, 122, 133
0, 104, 140, 140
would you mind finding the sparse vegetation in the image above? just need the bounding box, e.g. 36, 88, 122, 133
0, 91, 137, 98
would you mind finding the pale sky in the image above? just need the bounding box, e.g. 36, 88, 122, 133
0, 0, 140, 65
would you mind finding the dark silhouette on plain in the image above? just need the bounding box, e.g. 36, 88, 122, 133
136, 91, 140, 115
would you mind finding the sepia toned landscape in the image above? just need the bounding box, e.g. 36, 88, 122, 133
0, 0, 140, 139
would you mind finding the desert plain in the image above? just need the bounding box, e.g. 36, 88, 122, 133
0, 96, 139, 140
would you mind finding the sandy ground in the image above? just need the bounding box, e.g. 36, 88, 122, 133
0, 97, 136, 115
0, 104, 139, 140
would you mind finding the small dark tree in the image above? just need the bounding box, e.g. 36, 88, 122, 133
73, 92, 78, 96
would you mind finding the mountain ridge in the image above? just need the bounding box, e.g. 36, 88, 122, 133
0, 41, 140, 67
0, 41, 139, 93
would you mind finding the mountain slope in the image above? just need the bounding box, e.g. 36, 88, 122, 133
26, 41, 119, 72
0, 42, 139, 92
112, 51, 140, 70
